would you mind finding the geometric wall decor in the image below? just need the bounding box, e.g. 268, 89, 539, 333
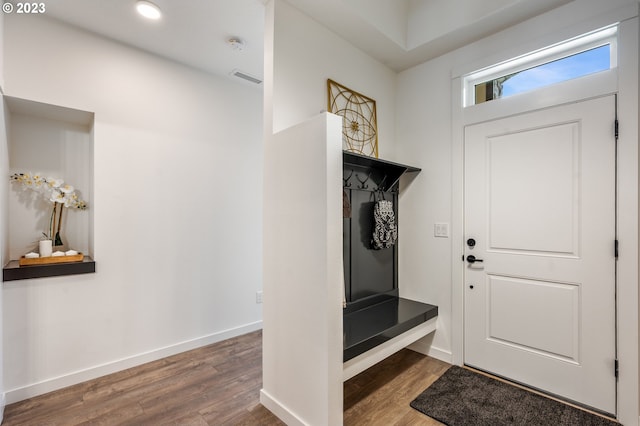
327, 79, 378, 157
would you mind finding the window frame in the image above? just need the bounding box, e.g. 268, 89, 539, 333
463, 25, 618, 107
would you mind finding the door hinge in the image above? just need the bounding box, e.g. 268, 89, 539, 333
615, 240, 619, 259
615, 119, 619, 140
615, 359, 619, 379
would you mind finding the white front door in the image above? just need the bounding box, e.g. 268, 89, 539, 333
464, 95, 616, 414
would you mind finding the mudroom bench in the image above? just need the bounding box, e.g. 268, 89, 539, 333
343, 295, 438, 380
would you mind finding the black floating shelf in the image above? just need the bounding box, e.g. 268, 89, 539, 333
3, 257, 96, 282
343, 151, 420, 191
343, 296, 438, 362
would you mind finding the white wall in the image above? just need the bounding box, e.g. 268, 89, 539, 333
261, 113, 343, 426
0, 99, 7, 422
0, 9, 4, 92
3, 15, 264, 402
0, 9, 6, 421
269, 0, 397, 160
396, 52, 454, 361
344, 0, 407, 47
407, 0, 516, 48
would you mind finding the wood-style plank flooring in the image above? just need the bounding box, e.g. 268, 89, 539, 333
3, 330, 449, 425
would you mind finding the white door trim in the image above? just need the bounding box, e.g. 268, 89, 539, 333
451, 13, 638, 426
611, 14, 639, 426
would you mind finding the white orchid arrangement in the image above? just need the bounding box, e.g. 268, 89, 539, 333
10, 172, 87, 246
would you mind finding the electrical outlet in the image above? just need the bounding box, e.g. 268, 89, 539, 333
434, 223, 450, 238
256, 291, 263, 304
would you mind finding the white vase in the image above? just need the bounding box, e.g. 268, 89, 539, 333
39, 239, 53, 257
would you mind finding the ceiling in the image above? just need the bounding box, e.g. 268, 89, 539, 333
42, 0, 267, 85
38, 0, 573, 86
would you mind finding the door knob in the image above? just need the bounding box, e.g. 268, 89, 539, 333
466, 255, 483, 264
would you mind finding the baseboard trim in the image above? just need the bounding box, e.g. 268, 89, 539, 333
260, 389, 308, 426
5, 321, 262, 404
408, 339, 453, 364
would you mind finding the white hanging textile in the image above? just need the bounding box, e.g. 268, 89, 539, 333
371, 195, 397, 250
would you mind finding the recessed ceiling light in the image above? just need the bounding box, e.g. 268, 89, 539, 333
136, 0, 162, 20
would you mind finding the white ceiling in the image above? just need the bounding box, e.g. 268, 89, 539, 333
38, 0, 572, 86
286, 0, 573, 71
42, 0, 267, 84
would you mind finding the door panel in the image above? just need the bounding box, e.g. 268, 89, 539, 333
464, 95, 616, 414
487, 275, 580, 362
488, 123, 579, 256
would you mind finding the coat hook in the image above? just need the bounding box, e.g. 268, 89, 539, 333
356, 172, 371, 189
378, 175, 388, 192
344, 170, 353, 187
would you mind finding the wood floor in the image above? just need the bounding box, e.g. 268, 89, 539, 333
2, 330, 449, 425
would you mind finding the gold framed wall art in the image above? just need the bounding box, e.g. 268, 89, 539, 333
327, 79, 378, 158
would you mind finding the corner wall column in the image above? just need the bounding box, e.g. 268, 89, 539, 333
261, 113, 344, 426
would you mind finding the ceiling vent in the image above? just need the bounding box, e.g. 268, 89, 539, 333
231, 69, 263, 85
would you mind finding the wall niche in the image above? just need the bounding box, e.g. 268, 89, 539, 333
3, 96, 95, 281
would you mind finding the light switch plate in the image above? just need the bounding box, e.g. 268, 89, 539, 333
434, 223, 449, 238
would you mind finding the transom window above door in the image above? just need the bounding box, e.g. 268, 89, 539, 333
464, 25, 617, 106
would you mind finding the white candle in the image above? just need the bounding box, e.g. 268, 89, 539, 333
39, 239, 53, 257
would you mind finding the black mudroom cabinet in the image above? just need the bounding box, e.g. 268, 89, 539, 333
342, 151, 438, 362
